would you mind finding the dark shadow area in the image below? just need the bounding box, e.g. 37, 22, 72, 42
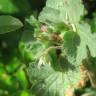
0, 30, 22, 65
51, 56, 76, 72
28, 0, 46, 13
83, 0, 96, 18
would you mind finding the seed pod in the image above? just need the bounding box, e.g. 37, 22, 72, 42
51, 32, 62, 42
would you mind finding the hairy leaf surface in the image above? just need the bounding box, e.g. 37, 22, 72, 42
64, 23, 96, 65
28, 54, 83, 96
39, 0, 84, 24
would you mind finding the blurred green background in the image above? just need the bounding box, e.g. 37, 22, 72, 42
0, 0, 96, 96
0, 0, 45, 96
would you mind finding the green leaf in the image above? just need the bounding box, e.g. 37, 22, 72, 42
28, 53, 83, 96
76, 23, 96, 64
39, 0, 84, 24
19, 41, 46, 61
6, 57, 21, 74
82, 88, 96, 96
16, 69, 29, 89
0, 0, 18, 13
20, 91, 30, 96
0, 15, 23, 34
26, 16, 41, 37
64, 31, 80, 65
64, 23, 96, 65
0, 0, 31, 15
90, 15, 96, 33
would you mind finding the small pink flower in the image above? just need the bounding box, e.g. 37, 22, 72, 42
40, 25, 47, 32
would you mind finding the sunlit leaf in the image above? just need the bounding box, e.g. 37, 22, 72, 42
28, 52, 84, 96
39, 0, 84, 24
